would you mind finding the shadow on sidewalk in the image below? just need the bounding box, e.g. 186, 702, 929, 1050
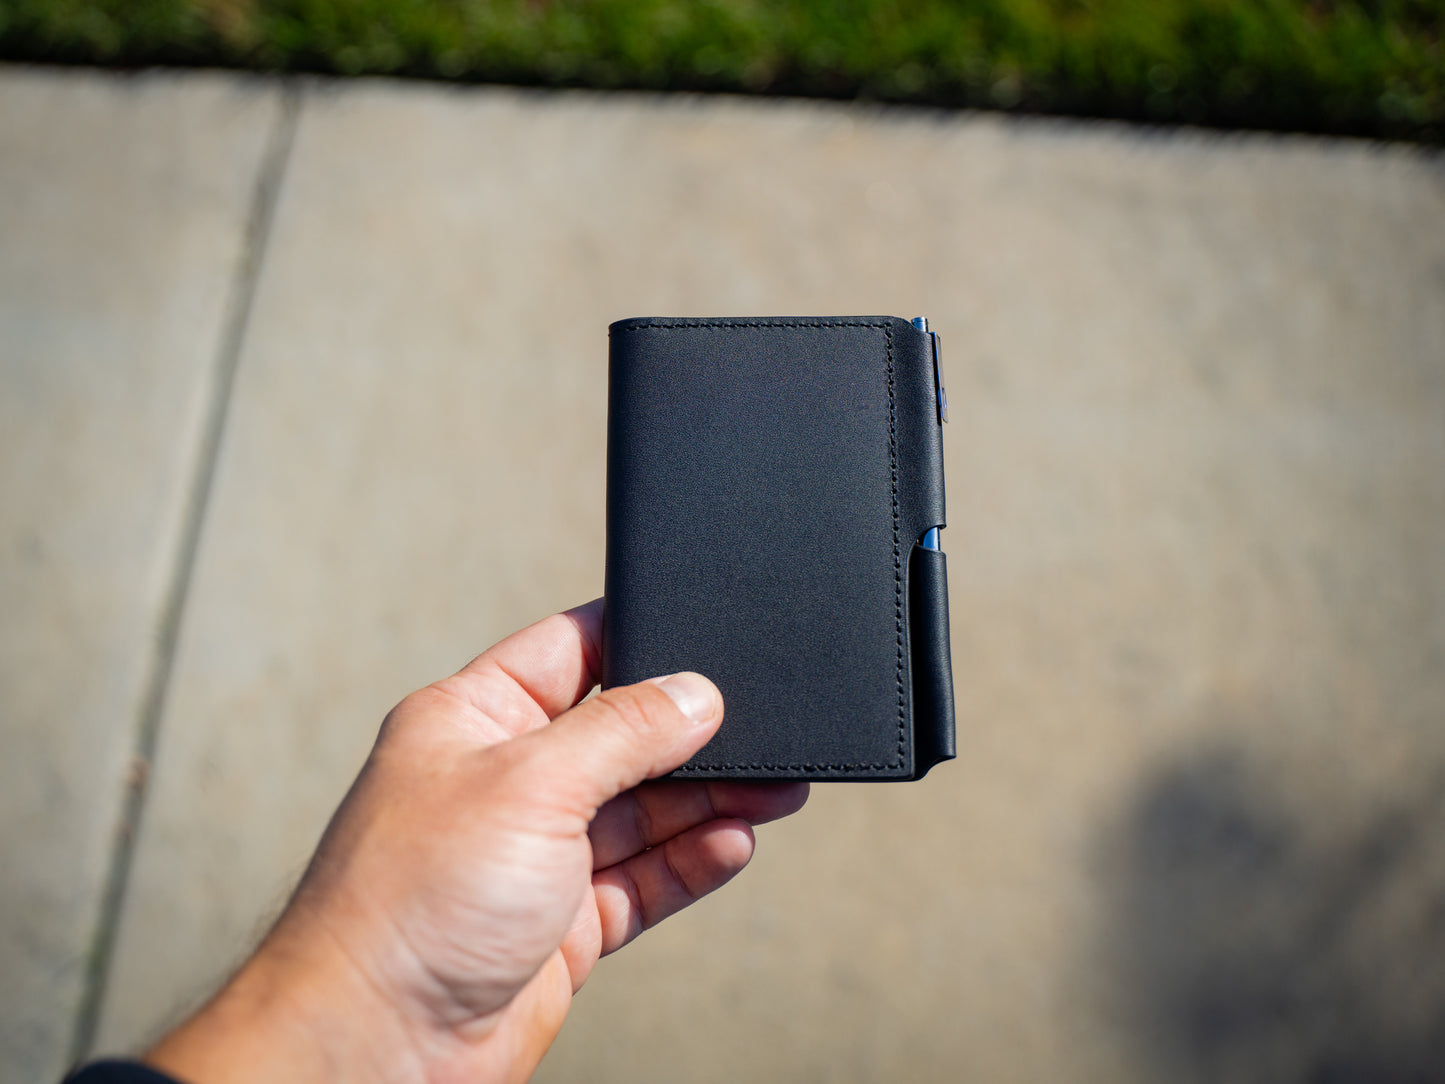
1101, 740, 1445, 1082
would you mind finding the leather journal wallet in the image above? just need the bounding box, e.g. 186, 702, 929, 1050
601, 316, 955, 781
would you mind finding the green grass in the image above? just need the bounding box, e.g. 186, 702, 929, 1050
2, 0, 1441, 140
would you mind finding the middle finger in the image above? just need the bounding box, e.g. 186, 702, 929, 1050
589, 780, 809, 869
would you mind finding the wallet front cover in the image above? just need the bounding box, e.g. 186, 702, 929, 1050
602, 316, 954, 781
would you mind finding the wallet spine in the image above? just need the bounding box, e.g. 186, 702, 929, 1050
896, 321, 955, 780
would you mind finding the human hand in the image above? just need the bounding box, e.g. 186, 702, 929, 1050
145, 599, 808, 1084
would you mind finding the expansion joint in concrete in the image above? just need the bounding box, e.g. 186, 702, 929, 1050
67, 79, 303, 1064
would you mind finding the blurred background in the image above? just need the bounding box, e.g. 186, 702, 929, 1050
1, 3, 1443, 1083
2, 0, 1443, 140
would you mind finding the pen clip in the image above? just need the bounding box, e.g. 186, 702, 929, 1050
911, 317, 949, 425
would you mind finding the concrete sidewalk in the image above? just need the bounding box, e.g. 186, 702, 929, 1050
3, 64, 1443, 1084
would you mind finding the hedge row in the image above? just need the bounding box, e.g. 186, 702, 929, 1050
3, 0, 1440, 140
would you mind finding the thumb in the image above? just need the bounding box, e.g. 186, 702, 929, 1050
518, 672, 723, 815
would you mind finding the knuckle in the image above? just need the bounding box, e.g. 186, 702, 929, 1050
589, 683, 672, 738
660, 845, 698, 911
619, 864, 650, 930
630, 791, 657, 848
375, 685, 443, 744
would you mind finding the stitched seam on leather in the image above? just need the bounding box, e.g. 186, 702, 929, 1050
615, 319, 890, 332
887, 322, 908, 770
628, 318, 907, 774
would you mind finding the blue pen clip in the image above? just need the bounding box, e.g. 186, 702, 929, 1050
912, 317, 949, 425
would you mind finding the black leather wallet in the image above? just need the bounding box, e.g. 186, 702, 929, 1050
601, 316, 955, 781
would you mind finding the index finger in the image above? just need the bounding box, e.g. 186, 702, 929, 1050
445, 598, 605, 733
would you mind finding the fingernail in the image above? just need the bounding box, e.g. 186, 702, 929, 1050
655, 672, 717, 725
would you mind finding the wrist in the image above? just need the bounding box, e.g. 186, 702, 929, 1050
145, 921, 428, 1084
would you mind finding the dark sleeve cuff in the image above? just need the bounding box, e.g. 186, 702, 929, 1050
63, 1060, 183, 1084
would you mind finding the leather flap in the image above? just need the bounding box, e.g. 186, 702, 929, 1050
603, 316, 950, 781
